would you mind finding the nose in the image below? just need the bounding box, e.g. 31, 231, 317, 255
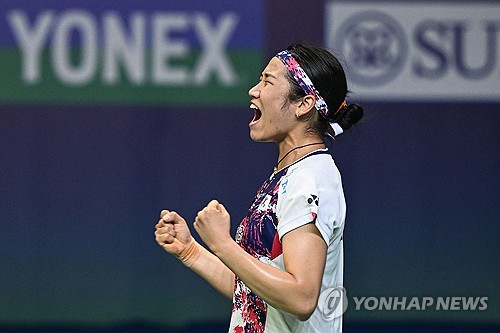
248, 81, 261, 98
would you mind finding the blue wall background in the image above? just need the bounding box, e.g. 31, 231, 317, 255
1, 1, 499, 332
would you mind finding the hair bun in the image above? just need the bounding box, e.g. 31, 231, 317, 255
338, 103, 363, 130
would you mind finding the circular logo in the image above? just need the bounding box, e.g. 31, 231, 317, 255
318, 286, 348, 320
335, 11, 408, 86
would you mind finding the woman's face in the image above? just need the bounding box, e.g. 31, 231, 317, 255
248, 57, 296, 143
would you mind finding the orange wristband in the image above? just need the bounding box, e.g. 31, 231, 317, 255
177, 239, 201, 267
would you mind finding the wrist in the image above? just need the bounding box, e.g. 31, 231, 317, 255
210, 236, 236, 259
177, 239, 201, 267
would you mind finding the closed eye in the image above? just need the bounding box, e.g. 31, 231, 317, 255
261, 71, 276, 84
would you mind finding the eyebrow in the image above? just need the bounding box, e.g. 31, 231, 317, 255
261, 72, 277, 79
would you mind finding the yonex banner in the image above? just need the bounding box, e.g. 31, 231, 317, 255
0, 0, 263, 106
325, 1, 500, 101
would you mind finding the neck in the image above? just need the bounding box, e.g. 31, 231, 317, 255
274, 141, 325, 174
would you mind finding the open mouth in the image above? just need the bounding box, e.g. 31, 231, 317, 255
250, 103, 262, 124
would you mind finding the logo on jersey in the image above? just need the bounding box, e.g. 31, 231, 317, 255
307, 194, 319, 206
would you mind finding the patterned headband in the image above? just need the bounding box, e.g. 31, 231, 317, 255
275, 50, 330, 118
275, 50, 347, 136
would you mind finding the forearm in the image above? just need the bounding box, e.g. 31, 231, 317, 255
213, 240, 316, 319
191, 200, 324, 319
183, 240, 235, 300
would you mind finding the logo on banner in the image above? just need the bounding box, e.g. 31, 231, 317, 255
325, 2, 500, 100
0, 2, 264, 106
335, 11, 408, 86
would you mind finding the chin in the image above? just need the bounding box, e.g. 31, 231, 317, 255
249, 130, 270, 143
249, 134, 263, 142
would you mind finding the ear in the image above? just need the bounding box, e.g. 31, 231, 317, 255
294, 95, 316, 117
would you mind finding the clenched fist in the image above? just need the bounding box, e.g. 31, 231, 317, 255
194, 200, 232, 253
155, 210, 192, 257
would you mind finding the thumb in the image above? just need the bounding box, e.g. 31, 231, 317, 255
162, 211, 185, 225
207, 199, 220, 210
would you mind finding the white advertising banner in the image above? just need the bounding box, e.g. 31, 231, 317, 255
325, 1, 500, 101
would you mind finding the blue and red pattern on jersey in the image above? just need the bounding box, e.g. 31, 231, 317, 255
229, 169, 286, 333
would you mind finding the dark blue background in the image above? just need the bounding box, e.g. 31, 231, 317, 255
1, 0, 500, 332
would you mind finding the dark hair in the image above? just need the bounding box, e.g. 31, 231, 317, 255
284, 43, 363, 137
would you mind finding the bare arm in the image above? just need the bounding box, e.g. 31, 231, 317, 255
195, 201, 327, 320
183, 240, 235, 299
155, 211, 234, 299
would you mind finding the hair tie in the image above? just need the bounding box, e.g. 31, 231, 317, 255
335, 100, 347, 115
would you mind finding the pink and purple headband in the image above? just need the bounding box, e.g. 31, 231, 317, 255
275, 50, 346, 136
